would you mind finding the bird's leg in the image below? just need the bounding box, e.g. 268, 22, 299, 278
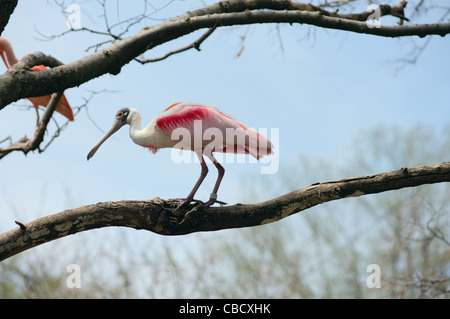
203, 156, 227, 207
35, 107, 40, 127
177, 154, 208, 209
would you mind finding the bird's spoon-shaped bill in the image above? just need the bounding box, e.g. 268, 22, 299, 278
87, 119, 125, 160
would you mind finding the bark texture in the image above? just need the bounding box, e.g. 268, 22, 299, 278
1, 162, 449, 261
0, 1, 449, 109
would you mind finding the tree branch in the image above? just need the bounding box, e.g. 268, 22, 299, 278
1, 1, 449, 110
0, 91, 65, 159
0, 0, 18, 36
136, 25, 217, 64
1, 162, 449, 261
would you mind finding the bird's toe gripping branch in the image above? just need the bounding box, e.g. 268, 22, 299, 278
175, 198, 204, 210
175, 193, 227, 210
204, 193, 227, 207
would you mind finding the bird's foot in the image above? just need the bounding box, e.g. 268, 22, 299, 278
176, 198, 204, 210
203, 193, 227, 207
175, 194, 227, 209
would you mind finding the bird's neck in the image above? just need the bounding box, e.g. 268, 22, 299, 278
129, 114, 156, 148
0, 38, 19, 68
129, 114, 143, 143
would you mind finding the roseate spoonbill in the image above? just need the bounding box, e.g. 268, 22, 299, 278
0, 36, 74, 122
87, 102, 273, 208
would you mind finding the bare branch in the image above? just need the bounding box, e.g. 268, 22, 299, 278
0, 0, 449, 111
0, 50, 71, 158
0, 0, 18, 36
0, 88, 120, 158
0, 92, 63, 159
1, 162, 449, 261
136, 25, 217, 63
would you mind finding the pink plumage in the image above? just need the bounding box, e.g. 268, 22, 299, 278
87, 102, 274, 208
153, 102, 273, 159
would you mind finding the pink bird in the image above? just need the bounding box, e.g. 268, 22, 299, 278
0, 36, 74, 122
87, 102, 273, 208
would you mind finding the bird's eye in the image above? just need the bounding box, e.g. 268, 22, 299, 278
117, 112, 123, 117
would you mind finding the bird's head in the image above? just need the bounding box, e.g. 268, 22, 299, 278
87, 107, 133, 160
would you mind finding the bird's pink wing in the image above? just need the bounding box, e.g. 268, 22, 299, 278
155, 103, 273, 159
156, 103, 211, 133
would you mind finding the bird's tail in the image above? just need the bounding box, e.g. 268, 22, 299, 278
223, 125, 274, 160
248, 128, 274, 160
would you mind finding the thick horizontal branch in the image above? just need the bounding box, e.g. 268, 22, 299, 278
181, 0, 409, 23
1, 162, 449, 261
1, 1, 449, 109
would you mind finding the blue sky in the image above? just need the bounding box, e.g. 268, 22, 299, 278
0, 1, 449, 262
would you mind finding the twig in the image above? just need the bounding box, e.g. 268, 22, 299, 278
15, 221, 26, 231
426, 218, 450, 246
136, 25, 217, 63
0, 92, 63, 159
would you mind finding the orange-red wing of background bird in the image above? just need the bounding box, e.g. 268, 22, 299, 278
28, 65, 74, 121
